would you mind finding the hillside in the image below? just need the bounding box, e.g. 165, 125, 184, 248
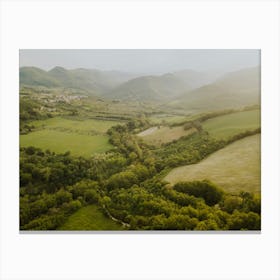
20, 66, 138, 95
164, 134, 261, 194
203, 109, 260, 139
20, 66, 228, 102
19, 67, 61, 88
173, 69, 222, 89
106, 73, 191, 101
170, 66, 260, 112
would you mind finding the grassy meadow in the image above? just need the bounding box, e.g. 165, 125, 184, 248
20, 130, 112, 157
31, 117, 121, 133
148, 114, 189, 124
138, 125, 196, 146
20, 117, 120, 156
59, 205, 123, 230
164, 134, 261, 194
202, 109, 260, 139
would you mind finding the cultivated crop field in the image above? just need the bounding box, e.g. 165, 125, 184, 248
59, 205, 123, 230
164, 134, 261, 194
202, 109, 260, 139
138, 125, 196, 146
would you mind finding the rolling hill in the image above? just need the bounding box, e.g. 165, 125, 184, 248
19, 67, 61, 88
170, 66, 260, 112
173, 69, 223, 89
20, 66, 260, 107
20, 66, 138, 95
105, 73, 192, 101
164, 134, 261, 194
202, 109, 260, 139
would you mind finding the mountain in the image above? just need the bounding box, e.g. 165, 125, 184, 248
20, 66, 260, 108
169, 66, 260, 112
20, 67, 61, 88
172, 69, 223, 89
214, 66, 260, 91
105, 73, 192, 101
20, 66, 138, 95
105, 70, 223, 102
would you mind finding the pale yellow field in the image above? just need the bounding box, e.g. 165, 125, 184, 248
164, 134, 260, 194
138, 126, 196, 146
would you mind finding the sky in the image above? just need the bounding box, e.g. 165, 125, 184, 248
19, 49, 260, 74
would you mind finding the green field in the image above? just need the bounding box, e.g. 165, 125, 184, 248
148, 114, 189, 124
21, 130, 112, 156
20, 117, 120, 156
202, 110, 260, 139
138, 125, 196, 146
31, 117, 121, 134
164, 134, 260, 194
59, 205, 123, 230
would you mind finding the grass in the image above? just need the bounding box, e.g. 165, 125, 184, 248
148, 114, 189, 124
20, 117, 120, 156
138, 125, 196, 146
20, 130, 113, 157
31, 117, 121, 134
164, 134, 261, 194
202, 109, 260, 139
58, 205, 123, 230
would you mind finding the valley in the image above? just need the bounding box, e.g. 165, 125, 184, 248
19, 57, 261, 231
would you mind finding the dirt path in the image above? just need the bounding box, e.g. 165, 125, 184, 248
103, 205, 130, 228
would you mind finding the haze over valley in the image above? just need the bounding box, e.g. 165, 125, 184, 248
20, 50, 261, 231
20, 64, 260, 112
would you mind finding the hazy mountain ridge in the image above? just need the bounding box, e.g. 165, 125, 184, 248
20, 67, 222, 99
20, 66, 260, 110
20, 66, 139, 94
105, 73, 192, 101
172, 69, 223, 89
105, 70, 224, 101
20, 67, 61, 88
169, 66, 260, 112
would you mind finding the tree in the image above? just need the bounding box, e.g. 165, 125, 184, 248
55, 189, 73, 205
228, 211, 260, 230
100, 196, 111, 207
84, 189, 100, 204
195, 221, 208, 230
62, 200, 82, 214
174, 180, 224, 206
221, 196, 243, 214
20, 172, 32, 186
